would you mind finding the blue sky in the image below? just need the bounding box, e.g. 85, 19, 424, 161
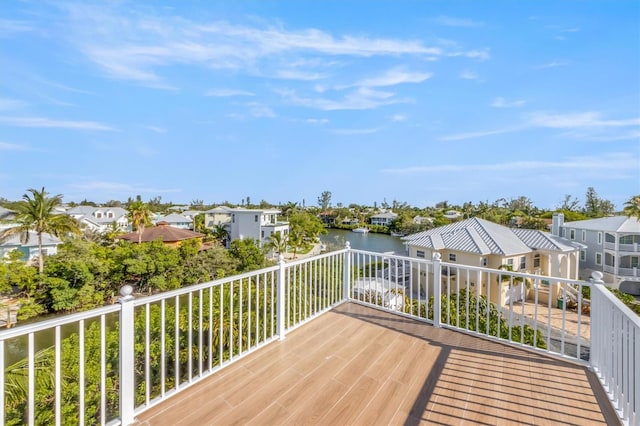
1, 1, 638, 209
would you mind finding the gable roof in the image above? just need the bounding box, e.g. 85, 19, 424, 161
511, 228, 583, 252
66, 206, 128, 224
156, 213, 191, 223
563, 216, 640, 233
371, 212, 398, 219
403, 217, 577, 256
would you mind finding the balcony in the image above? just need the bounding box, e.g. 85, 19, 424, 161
1, 247, 637, 425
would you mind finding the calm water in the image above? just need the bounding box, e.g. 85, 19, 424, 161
320, 229, 407, 254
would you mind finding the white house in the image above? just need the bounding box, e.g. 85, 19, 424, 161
66, 206, 129, 233
552, 213, 640, 294
228, 208, 289, 247
370, 212, 398, 226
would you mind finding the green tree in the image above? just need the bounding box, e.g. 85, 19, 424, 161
623, 195, 640, 218
317, 191, 332, 210
584, 187, 615, 217
0, 187, 81, 274
127, 201, 152, 244
229, 239, 266, 272
289, 212, 327, 247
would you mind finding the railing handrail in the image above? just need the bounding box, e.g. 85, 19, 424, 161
592, 283, 640, 328
0, 303, 121, 340
133, 264, 280, 306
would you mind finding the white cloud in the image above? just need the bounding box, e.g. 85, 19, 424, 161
353, 68, 432, 87
0, 142, 30, 151
491, 97, 526, 108
391, 114, 407, 122
277, 87, 407, 111
247, 102, 276, 118
0, 116, 115, 131
58, 4, 485, 87
305, 118, 329, 125
205, 89, 255, 97
528, 112, 640, 128
434, 16, 484, 28
0, 19, 34, 36
440, 127, 518, 141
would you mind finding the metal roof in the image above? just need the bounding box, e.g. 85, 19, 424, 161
0, 231, 62, 247
563, 216, 640, 233
403, 218, 572, 255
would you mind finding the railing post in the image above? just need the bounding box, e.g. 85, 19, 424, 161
589, 271, 605, 372
432, 253, 442, 328
277, 255, 287, 341
118, 285, 135, 426
343, 242, 351, 301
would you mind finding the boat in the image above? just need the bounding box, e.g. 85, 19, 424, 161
390, 231, 406, 237
352, 227, 369, 233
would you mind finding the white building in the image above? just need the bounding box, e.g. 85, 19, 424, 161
66, 206, 129, 233
228, 208, 289, 247
370, 212, 398, 226
0, 231, 62, 261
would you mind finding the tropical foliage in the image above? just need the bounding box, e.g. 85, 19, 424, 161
0, 187, 81, 273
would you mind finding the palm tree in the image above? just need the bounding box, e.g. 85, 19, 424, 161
266, 232, 288, 257
212, 224, 230, 247
127, 201, 152, 244
0, 187, 80, 274
623, 195, 640, 218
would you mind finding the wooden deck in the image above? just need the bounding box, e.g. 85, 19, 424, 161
135, 303, 619, 426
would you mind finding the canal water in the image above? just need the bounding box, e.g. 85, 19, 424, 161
320, 229, 407, 254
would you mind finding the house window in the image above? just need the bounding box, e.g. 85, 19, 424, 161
96, 212, 103, 218
562, 229, 566, 237
632, 257, 639, 268
596, 253, 602, 265
569, 229, 575, 240
416, 250, 425, 258
581, 230, 586, 242
519, 256, 526, 270
255, 215, 259, 222
580, 250, 586, 261
620, 235, 634, 244
232, 214, 235, 223
597, 232, 602, 245
533, 254, 540, 268
449, 253, 456, 262
507, 258, 514, 267
261, 230, 264, 238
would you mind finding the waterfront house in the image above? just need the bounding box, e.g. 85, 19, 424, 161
0, 231, 62, 260
228, 208, 289, 247
403, 217, 582, 306
117, 222, 204, 248
552, 213, 640, 295
66, 206, 129, 233
369, 211, 398, 226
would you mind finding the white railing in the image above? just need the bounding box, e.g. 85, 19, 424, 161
347, 249, 592, 362
1, 245, 637, 425
590, 272, 640, 426
0, 249, 347, 426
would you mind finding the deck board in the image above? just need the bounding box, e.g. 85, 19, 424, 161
135, 303, 620, 426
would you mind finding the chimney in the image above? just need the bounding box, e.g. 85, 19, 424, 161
551, 213, 564, 236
